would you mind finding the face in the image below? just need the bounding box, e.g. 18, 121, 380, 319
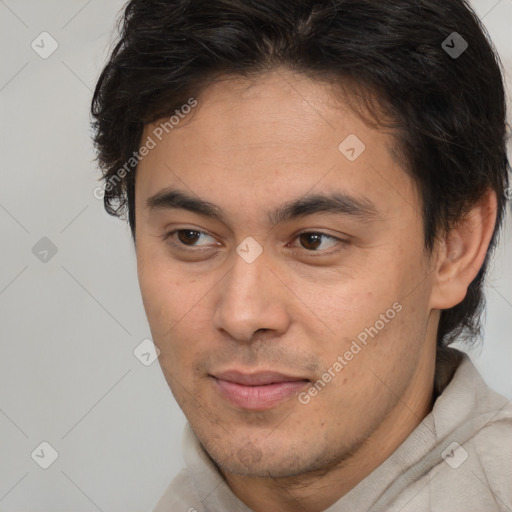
134, 68, 439, 479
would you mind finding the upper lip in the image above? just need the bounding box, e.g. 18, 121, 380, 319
211, 370, 310, 386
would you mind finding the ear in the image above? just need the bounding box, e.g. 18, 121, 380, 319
429, 189, 498, 310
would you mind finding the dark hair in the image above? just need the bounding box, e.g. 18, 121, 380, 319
91, 0, 510, 350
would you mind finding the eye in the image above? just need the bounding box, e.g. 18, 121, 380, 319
165, 229, 218, 248
163, 229, 347, 256
290, 232, 346, 253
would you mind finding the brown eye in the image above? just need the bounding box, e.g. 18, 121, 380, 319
177, 230, 202, 245
299, 233, 323, 250
164, 229, 218, 249
296, 232, 340, 252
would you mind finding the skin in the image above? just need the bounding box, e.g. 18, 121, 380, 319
134, 68, 497, 512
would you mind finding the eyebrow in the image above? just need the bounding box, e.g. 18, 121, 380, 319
145, 187, 379, 225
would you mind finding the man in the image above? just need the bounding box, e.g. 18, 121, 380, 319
91, 0, 512, 510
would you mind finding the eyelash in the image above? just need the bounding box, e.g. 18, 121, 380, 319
163, 229, 348, 256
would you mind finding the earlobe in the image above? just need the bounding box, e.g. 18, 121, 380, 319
429, 189, 498, 311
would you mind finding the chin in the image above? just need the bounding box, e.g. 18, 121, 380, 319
200, 431, 333, 479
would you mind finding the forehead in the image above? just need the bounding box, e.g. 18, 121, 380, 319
144, 70, 371, 155
135, 68, 417, 224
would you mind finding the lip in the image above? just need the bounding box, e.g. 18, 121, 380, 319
213, 370, 308, 386
210, 370, 310, 411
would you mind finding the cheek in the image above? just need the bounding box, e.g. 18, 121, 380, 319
136, 248, 216, 365
305, 276, 398, 340
137, 241, 193, 318
301, 248, 430, 375
137, 250, 186, 349
138, 262, 175, 330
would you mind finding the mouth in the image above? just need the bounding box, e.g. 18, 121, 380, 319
210, 370, 311, 411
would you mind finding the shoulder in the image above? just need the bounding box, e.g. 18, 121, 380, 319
428, 353, 512, 509
433, 382, 512, 510
469, 402, 512, 501
152, 468, 207, 512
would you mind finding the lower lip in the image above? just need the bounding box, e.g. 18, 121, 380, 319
212, 377, 309, 410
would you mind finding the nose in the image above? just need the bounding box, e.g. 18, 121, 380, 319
212, 251, 292, 343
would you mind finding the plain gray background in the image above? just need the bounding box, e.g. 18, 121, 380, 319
0, 0, 511, 510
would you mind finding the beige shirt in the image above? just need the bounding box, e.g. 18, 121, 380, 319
153, 351, 512, 511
